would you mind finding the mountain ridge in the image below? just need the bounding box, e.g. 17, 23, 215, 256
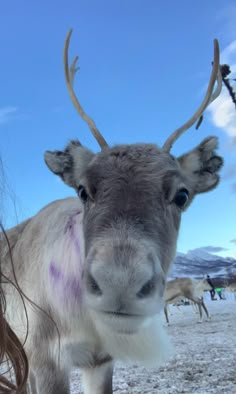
169, 250, 236, 283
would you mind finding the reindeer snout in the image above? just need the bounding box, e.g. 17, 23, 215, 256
84, 242, 165, 317
86, 271, 163, 300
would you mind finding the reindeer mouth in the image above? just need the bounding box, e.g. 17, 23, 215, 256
96, 310, 147, 335
103, 311, 141, 317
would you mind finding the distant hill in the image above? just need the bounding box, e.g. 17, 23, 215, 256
169, 250, 236, 286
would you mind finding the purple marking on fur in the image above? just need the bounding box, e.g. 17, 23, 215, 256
49, 262, 64, 281
65, 277, 82, 299
49, 211, 83, 303
49, 261, 82, 302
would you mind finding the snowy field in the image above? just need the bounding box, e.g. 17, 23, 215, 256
71, 294, 236, 393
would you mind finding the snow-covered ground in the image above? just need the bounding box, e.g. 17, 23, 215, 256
71, 295, 236, 393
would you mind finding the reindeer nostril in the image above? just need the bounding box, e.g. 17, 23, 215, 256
137, 278, 156, 298
87, 273, 102, 296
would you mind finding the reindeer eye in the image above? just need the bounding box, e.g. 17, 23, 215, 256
77, 185, 88, 202
173, 188, 189, 208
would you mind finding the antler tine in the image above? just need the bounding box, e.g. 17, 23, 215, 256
210, 67, 222, 102
64, 29, 109, 149
162, 39, 222, 152
195, 66, 222, 130
69, 55, 79, 85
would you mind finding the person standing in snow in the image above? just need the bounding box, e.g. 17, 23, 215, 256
206, 275, 216, 300
216, 287, 224, 300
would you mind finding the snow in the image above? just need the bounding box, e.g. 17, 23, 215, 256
70, 296, 236, 393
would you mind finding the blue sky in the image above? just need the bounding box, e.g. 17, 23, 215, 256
0, 1, 235, 258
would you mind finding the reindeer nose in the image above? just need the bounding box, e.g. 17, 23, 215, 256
86, 272, 161, 299
85, 265, 165, 305
84, 240, 166, 316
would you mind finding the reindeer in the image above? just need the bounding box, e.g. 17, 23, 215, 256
225, 283, 236, 299
227, 283, 236, 292
1, 30, 223, 394
164, 278, 212, 324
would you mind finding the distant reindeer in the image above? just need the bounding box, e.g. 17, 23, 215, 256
1, 29, 223, 394
227, 283, 236, 292
164, 278, 212, 324
225, 283, 236, 299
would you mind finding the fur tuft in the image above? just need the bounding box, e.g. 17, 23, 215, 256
96, 315, 173, 367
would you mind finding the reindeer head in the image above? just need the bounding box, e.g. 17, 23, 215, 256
44, 31, 223, 334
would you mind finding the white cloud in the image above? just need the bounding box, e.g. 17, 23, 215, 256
207, 40, 236, 138
209, 92, 236, 137
0, 107, 18, 125
221, 40, 236, 66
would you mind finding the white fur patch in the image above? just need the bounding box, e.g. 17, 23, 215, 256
96, 315, 173, 367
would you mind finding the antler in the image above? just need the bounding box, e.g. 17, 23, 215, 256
64, 29, 108, 149
162, 39, 222, 152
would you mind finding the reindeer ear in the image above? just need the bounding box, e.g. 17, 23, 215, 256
44, 140, 94, 189
177, 137, 223, 194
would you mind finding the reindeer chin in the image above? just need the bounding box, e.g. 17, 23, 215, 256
94, 313, 173, 367
94, 311, 146, 335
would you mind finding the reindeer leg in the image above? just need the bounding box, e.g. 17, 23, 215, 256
197, 302, 203, 323
81, 361, 114, 394
164, 304, 170, 325
196, 297, 210, 321
192, 301, 198, 314
187, 297, 203, 323
201, 299, 210, 320
28, 369, 37, 394
33, 360, 70, 394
